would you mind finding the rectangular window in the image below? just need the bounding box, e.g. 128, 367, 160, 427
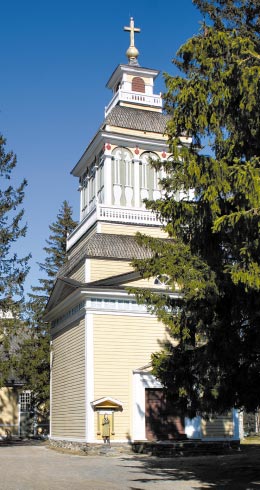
19, 392, 32, 412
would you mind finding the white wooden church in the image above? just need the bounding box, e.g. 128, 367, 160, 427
45, 18, 240, 445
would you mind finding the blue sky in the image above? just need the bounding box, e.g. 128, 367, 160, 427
1, 0, 202, 295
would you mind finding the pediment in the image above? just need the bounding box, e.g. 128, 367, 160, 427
44, 277, 83, 315
91, 396, 123, 410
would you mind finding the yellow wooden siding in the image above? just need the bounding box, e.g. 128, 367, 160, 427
69, 262, 85, 282
201, 413, 233, 438
118, 103, 162, 113
0, 387, 19, 436
125, 278, 180, 291
93, 314, 166, 440
124, 277, 166, 289
90, 259, 132, 282
99, 222, 166, 238
51, 319, 85, 439
106, 125, 167, 140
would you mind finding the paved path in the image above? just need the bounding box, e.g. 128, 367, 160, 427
0, 442, 260, 489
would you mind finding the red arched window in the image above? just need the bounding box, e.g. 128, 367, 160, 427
132, 77, 145, 93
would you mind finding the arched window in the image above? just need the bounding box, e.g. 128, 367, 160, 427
132, 77, 145, 93
111, 147, 134, 206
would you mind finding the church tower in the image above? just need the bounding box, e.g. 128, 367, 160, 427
45, 19, 238, 447
66, 17, 169, 253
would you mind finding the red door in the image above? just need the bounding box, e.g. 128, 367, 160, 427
145, 389, 186, 441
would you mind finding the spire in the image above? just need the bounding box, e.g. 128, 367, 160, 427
124, 17, 141, 66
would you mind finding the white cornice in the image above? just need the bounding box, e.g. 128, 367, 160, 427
71, 131, 104, 177
106, 64, 160, 89
71, 128, 168, 177
103, 131, 167, 150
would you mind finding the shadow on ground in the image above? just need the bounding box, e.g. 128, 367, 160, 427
122, 444, 260, 490
0, 437, 46, 448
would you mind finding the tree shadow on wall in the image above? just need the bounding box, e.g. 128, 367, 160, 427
145, 388, 186, 441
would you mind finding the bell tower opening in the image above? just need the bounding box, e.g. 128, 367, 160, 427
132, 77, 145, 93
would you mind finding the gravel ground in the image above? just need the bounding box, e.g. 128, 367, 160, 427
0, 441, 260, 490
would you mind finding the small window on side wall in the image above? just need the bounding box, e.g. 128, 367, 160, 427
154, 275, 170, 286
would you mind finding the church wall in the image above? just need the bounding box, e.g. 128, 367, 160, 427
106, 125, 167, 140
99, 222, 166, 238
69, 262, 85, 283
93, 313, 166, 441
0, 387, 19, 437
90, 258, 132, 282
51, 319, 86, 439
201, 413, 234, 439
122, 277, 164, 289
125, 74, 152, 85
119, 103, 162, 113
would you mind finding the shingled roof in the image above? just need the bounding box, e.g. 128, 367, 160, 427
58, 233, 153, 278
104, 106, 170, 134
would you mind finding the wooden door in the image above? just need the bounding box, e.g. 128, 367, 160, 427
145, 389, 186, 441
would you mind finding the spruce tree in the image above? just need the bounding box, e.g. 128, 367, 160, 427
0, 134, 30, 313
31, 200, 78, 300
131, 0, 260, 416
0, 134, 30, 386
17, 201, 77, 408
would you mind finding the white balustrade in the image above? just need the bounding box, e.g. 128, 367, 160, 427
98, 204, 162, 225
105, 89, 162, 117
67, 202, 163, 251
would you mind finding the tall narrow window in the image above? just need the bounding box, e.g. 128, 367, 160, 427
19, 391, 32, 412
97, 158, 104, 203
140, 152, 157, 190
112, 148, 134, 187
113, 150, 121, 185
80, 171, 88, 212
112, 147, 134, 206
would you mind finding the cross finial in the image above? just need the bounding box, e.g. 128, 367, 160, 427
124, 17, 140, 47
124, 17, 141, 65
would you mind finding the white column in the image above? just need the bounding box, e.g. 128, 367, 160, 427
134, 159, 140, 208
79, 185, 83, 221
85, 309, 95, 442
103, 155, 112, 206
87, 177, 90, 214
95, 166, 99, 203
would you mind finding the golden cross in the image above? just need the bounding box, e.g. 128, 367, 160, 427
124, 17, 140, 47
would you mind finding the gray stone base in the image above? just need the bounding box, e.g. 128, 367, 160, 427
49, 439, 133, 456
132, 439, 241, 457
